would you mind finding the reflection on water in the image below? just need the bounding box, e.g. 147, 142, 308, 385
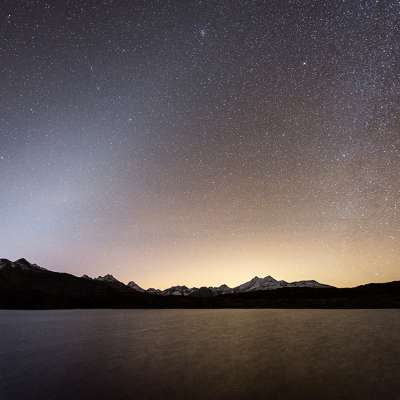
1, 309, 400, 400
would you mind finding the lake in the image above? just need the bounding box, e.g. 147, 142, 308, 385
1, 309, 400, 400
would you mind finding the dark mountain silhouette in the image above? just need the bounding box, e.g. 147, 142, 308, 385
1, 258, 399, 309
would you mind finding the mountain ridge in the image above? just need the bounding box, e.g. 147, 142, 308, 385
1, 258, 333, 295
1, 258, 399, 308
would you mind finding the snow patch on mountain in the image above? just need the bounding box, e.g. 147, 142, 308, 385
147, 288, 162, 295
233, 275, 332, 292
161, 286, 193, 296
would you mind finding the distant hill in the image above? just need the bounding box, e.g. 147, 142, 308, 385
1, 258, 399, 309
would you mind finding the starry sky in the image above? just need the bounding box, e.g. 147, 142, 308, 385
1, 0, 399, 289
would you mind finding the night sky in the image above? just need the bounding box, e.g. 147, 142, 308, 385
1, 0, 399, 289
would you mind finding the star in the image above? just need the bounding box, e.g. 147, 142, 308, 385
0, 0, 398, 289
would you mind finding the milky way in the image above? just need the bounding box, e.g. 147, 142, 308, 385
1, 0, 399, 288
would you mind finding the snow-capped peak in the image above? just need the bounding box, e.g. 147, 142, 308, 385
287, 280, 332, 289
127, 281, 145, 292
234, 275, 281, 292
147, 288, 162, 295
232, 275, 332, 292
96, 274, 120, 283
161, 285, 191, 296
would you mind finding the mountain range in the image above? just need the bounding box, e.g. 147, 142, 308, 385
126, 274, 332, 296
0, 258, 332, 296
1, 258, 400, 308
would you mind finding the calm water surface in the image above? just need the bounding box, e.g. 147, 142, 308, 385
1, 309, 400, 400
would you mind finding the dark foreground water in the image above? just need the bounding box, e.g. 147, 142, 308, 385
1, 309, 400, 400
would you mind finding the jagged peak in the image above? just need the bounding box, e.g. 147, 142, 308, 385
168, 285, 189, 290
147, 287, 161, 293
263, 275, 276, 281
0, 259, 12, 269
127, 281, 145, 292
0, 258, 47, 272
15, 258, 30, 265
218, 284, 231, 289
96, 274, 120, 283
